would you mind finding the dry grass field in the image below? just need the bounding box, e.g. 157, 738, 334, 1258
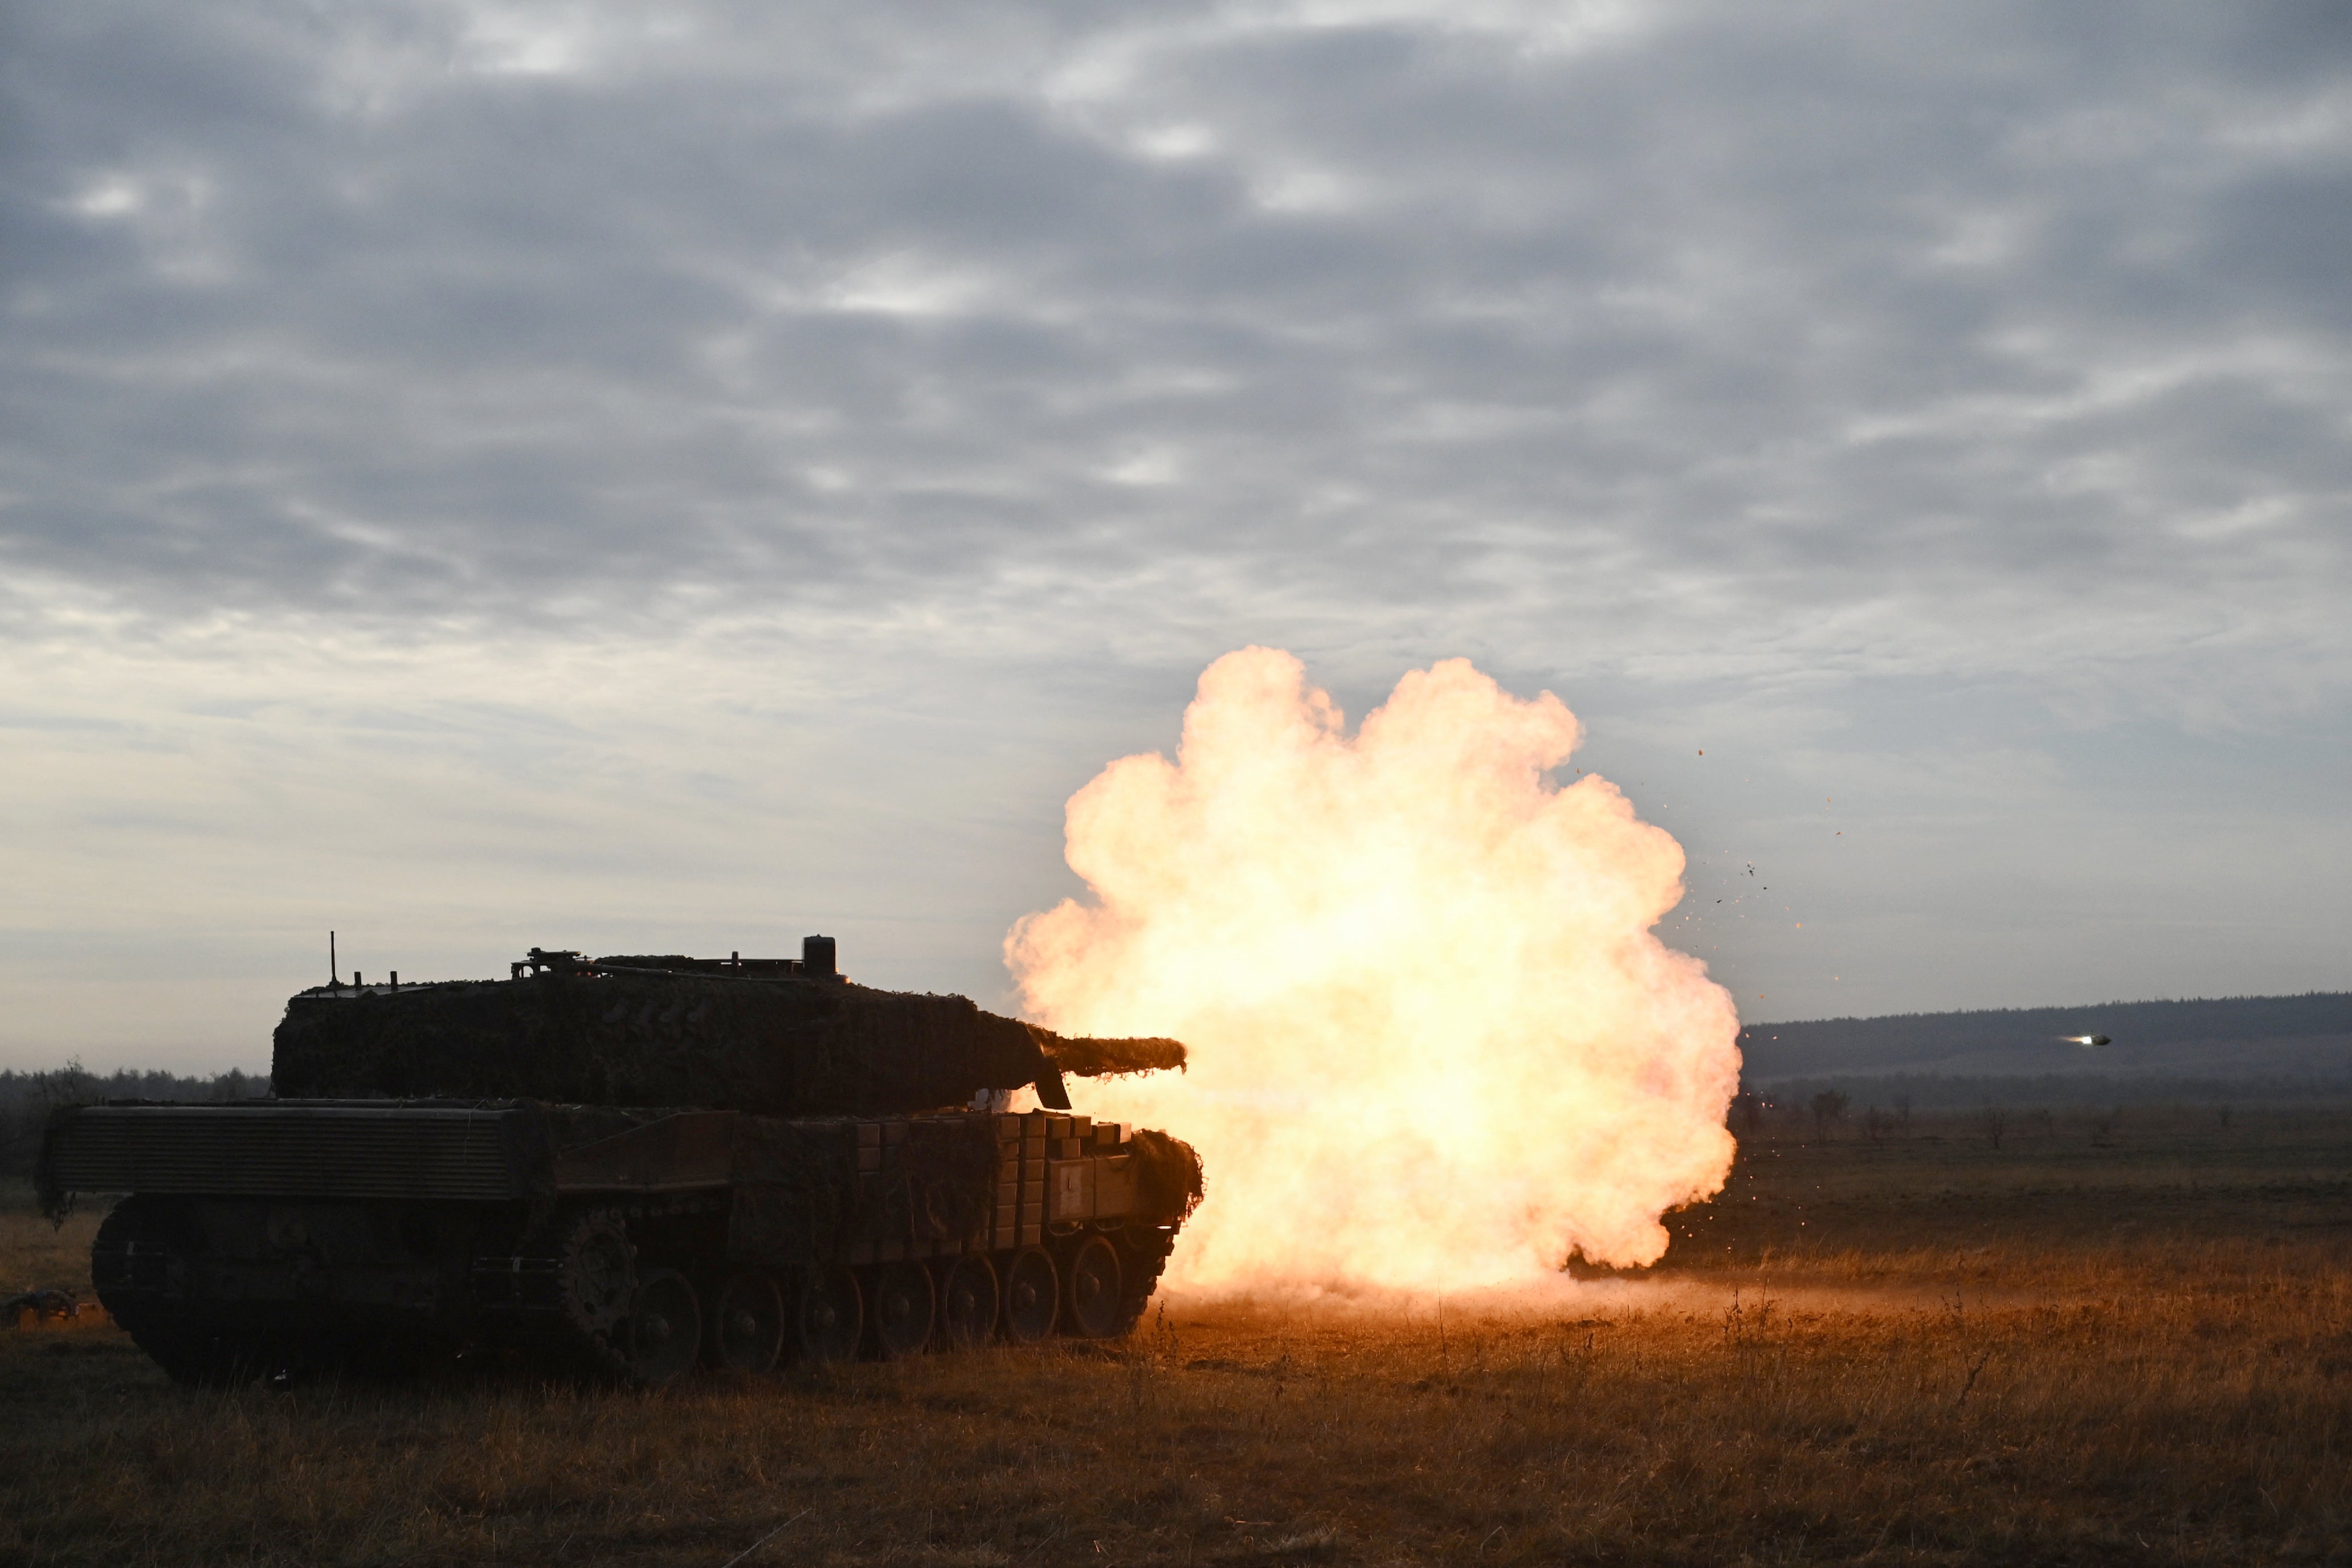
4, 1103, 2349, 1566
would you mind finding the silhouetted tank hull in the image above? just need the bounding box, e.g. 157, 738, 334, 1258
38, 946, 1203, 1385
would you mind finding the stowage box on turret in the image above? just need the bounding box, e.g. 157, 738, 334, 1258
37, 941, 1204, 1386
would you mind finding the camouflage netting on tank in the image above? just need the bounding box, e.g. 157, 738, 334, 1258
1127, 1128, 1206, 1223
271, 974, 1182, 1117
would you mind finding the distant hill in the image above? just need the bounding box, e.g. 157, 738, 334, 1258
1738, 993, 2352, 1083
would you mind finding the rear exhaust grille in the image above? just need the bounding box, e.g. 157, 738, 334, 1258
45, 1105, 528, 1202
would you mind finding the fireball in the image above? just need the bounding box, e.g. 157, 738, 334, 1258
1006, 648, 1743, 1292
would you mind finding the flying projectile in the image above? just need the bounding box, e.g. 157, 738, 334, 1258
2066, 1034, 2112, 1048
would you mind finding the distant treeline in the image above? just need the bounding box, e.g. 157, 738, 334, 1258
1741, 992, 2352, 1079
0, 1064, 268, 1181
1752, 1071, 2352, 1114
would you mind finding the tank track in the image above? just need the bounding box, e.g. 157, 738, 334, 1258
1108, 1222, 1179, 1338
88, 1194, 1184, 1386
91, 1197, 271, 1386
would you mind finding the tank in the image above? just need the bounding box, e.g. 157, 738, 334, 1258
35, 940, 1204, 1387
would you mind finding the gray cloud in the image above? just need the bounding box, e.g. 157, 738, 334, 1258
5, 3, 2341, 647
1, 1, 2348, 1059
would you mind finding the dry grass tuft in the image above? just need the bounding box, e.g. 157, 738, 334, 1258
3, 1105, 2348, 1565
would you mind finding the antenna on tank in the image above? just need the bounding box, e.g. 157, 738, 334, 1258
330, 930, 339, 989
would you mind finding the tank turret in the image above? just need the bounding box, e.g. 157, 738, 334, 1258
270, 937, 1186, 1116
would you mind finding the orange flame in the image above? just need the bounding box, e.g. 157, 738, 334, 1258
1007, 648, 1742, 1291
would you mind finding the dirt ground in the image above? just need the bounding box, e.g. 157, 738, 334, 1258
3, 1102, 2348, 1566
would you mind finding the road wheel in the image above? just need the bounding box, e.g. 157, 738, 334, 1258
795, 1265, 861, 1364
1001, 1248, 1058, 1344
937, 1255, 998, 1350
624, 1269, 702, 1386
1063, 1236, 1124, 1339
707, 1271, 786, 1374
868, 1261, 934, 1360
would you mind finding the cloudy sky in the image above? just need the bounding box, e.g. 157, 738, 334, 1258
4, 0, 2348, 1071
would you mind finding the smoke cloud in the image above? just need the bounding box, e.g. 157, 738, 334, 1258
1008, 648, 1742, 1291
